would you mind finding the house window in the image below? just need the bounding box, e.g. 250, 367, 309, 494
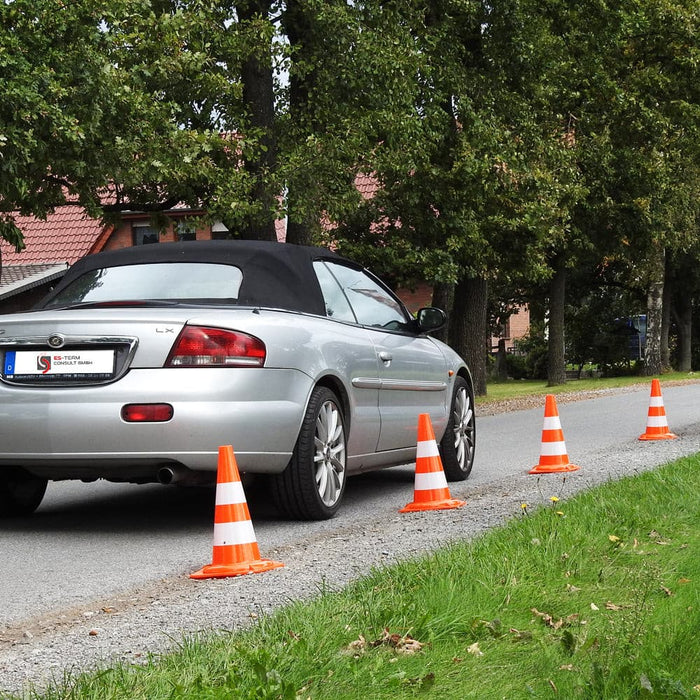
176, 221, 197, 241
132, 223, 159, 246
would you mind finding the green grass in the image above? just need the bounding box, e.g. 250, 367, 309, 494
13, 455, 700, 699
479, 371, 699, 404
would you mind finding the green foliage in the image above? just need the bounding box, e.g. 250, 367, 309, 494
1, 0, 698, 383
512, 332, 549, 380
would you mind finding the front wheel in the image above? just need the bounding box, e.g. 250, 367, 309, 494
0, 468, 48, 517
271, 386, 347, 520
439, 376, 476, 481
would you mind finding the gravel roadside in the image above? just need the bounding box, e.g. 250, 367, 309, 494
1, 380, 698, 697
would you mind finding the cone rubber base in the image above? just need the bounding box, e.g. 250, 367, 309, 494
190, 558, 284, 580
399, 498, 466, 513
638, 432, 677, 441
529, 463, 580, 475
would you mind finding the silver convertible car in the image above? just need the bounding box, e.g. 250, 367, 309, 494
0, 240, 475, 520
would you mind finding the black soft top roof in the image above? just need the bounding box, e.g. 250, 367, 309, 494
42, 240, 357, 315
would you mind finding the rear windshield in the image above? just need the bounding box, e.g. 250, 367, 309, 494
43, 263, 243, 307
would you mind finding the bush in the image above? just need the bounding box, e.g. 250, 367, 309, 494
512, 332, 548, 380
505, 352, 529, 380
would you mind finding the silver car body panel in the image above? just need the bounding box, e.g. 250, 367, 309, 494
0, 305, 466, 481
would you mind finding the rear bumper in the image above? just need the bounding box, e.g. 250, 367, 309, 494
0, 367, 313, 479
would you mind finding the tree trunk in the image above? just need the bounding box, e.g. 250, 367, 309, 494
238, 0, 278, 241
661, 254, 672, 370
495, 338, 508, 381
431, 281, 454, 344
673, 296, 693, 372
283, 0, 316, 246
547, 262, 567, 386
644, 244, 665, 376
450, 275, 488, 396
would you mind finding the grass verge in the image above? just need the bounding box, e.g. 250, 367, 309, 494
479, 371, 699, 404
13, 455, 700, 699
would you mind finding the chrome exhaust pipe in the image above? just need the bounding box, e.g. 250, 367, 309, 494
157, 465, 212, 486
157, 466, 184, 485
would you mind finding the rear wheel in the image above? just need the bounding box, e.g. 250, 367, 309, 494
439, 376, 476, 480
271, 386, 347, 520
0, 468, 48, 517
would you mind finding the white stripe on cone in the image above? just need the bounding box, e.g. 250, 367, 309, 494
416, 440, 440, 458
414, 470, 449, 491
542, 416, 562, 430
646, 416, 669, 428
213, 520, 257, 547
539, 441, 567, 456
216, 481, 246, 505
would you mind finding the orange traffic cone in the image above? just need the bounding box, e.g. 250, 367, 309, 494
639, 379, 677, 441
191, 445, 284, 579
529, 394, 580, 474
400, 413, 466, 512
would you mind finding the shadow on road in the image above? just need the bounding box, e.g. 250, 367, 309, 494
1, 464, 418, 535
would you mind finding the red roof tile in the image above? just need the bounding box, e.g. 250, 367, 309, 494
1, 206, 109, 265
355, 173, 378, 200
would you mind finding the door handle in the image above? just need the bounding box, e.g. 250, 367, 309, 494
378, 351, 393, 363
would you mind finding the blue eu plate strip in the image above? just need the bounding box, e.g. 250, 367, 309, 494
3, 351, 15, 375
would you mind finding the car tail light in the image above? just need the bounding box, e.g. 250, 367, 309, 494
122, 403, 174, 422
165, 326, 266, 367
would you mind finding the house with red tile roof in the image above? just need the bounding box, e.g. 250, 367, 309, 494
0, 204, 285, 314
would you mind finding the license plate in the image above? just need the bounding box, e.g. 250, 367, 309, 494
3, 349, 115, 378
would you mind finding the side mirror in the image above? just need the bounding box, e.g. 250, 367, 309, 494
415, 307, 447, 333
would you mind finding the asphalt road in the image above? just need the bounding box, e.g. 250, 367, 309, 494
2, 381, 699, 631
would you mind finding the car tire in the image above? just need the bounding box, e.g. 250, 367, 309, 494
439, 376, 476, 481
0, 468, 48, 517
271, 386, 347, 520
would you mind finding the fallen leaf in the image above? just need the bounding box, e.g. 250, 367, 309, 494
605, 602, 623, 611
559, 664, 575, 671
660, 586, 674, 597
509, 628, 533, 641
530, 608, 574, 630
369, 628, 425, 654
679, 578, 691, 584
640, 673, 654, 692
467, 642, 483, 657
347, 635, 366, 653
590, 603, 599, 611
483, 619, 503, 637
399, 638, 424, 654
566, 584, 581, 593
608, 535, 621, 543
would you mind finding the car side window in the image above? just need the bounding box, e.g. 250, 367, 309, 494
319, 261, 409, 329
313, 261, 357, 322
